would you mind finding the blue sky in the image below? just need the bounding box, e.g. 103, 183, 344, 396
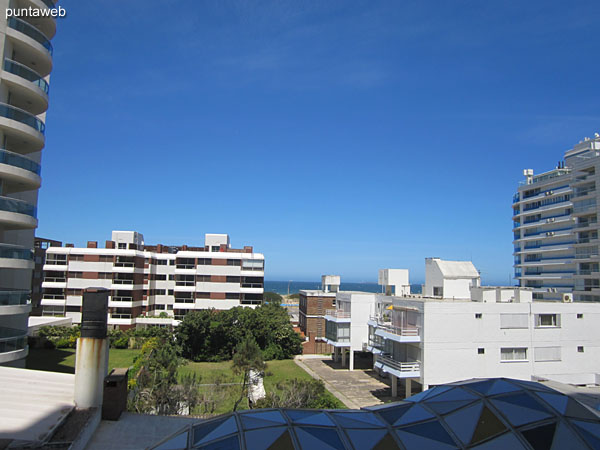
38, 0, 600, 283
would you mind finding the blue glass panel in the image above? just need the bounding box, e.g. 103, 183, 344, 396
330, 411, 385, 428
520, 422, 557, 450
244, 427, 286, 450
395, 404, 435, 426
425, 387, 478, 403
294, 426, 345, 450
285, 410, 335, 427
376, 404, 413, 425
490, 399, 553, 427
492, 393, 550, 413
154, 431, 188, 450
462, 380, 496, 396
345, 429, 389, 450
486, 379, 522, 396
240, 410, 286, 430
406, 386, 452, 402
395, 430, 458, 449
193, 417, 237, 445
427, 399, 478, 415
551, 422, 588, 450
197, 435, 240, 450
443, 402, 483, 445
510, 379, 555, 393
469, 432, 527, 450
571, 419, 600, 446
397, 420, 457, 446
535, 392, 569, 415
565, 400, 600, 421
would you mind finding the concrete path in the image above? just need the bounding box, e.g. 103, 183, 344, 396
295, 356, 394, 409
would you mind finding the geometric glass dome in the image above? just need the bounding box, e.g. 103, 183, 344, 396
150, 378, 600, 449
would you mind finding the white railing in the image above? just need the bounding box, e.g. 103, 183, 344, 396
377, 354, 420, 373
325, 309, 351, 318
371, 318, 420, 337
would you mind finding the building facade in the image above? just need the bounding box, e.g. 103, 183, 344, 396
40, 231, 264, 329
298, 275, 339, 354
0, 0, 56, 366
513, 135, 600, 301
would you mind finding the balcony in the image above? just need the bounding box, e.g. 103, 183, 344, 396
7, 17, 53, 55
2, 59, 49, 114
374, 354, 420, 378
0, 244, 33, 269
0, 103, 45, 152
370, 316, 421, 343
324, 309, 351, 322
0, 195, 37, 229
0, 327, 28, 363
0, 290, 30, 315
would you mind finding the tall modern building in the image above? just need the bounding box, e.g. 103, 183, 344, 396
0, 0, 56, 366
513, 135, 600, 301
40, 231, 265, 329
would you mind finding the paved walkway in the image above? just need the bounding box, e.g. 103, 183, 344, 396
295, 356, 393, 409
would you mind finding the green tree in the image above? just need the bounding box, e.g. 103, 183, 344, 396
263, 291, 283, 305
255, 379, 343, 409
231, 335, 266, 411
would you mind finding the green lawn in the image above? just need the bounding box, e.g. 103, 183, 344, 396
27, 348, 140, 374
27, 349, 345, 414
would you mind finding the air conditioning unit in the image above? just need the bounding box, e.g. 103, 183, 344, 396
546, 232, 555, 237
546, 191, 554, 196
562, 293, 573, 303
549, 288, 558, 293
547, 218, 555, 223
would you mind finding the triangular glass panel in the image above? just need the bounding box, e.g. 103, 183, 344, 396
535, 392, 569, 415
470, 431, 527, 449
395, 404, 435, 426
463, 379, 497, 396
486, 379, 523, 396
443, 401, 483, 445
373, 432, 401, 450
405, 386, 452, 402
240, 410, 286, 430
425, 387, 478, 403
427, 399, 478, 415
520, 422, 557, 450
492, 392, 550, 414
244, 427, 287, 450
551, 422, 588, 450
376, 404, 413, 425
397, 419, 457, 446
285, 410, 335, 427
330, 411, 385, 428
571, 419, 600, 448
565, 399, 600, 421
510, 379, 555, 393
345, 429, 389, 450
193, 416, 238, 445
395, 430, 457, 449
196, 434, 240, 450
470, 406, 507, 446
267, 430, 295, 450
294, 426, 345, 450
154, 431, 189, 450
490, 398, 553, 427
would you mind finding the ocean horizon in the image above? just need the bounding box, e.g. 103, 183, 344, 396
264, 280, 423, 295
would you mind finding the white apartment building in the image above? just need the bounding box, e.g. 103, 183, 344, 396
40, 231, 265, 329
513, 134, 600, 301
327, 258, 600, 398
0, 0, 56, 366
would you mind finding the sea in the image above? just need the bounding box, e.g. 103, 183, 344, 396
265, 281, 423, 295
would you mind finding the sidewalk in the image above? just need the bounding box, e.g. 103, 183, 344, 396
294, 355, 393, 409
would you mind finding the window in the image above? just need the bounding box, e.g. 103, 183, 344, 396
156, 259, 168, 265
226, 293, 240, 299
475, 313, 482, 319
155, 274, 167, 281
197, 258, 212, 265
196, 292, 210, 299
211, 246, 220, 252
168, 274, 175, 281
534, 347, 561, 362
478, 348, 485, 354
118, 243, 126, 249
168, 289, 174, 295
155, 289, 166, 295
535, 314, 560, 328
196, 275, 211, 282
577, 313, 584, 319
500, 314, 529, 329
578, 346, 584, 353
501, 347, 528, 361
227, 259, 241, 266
169, 260, 175, 266
433, 286, 443, 296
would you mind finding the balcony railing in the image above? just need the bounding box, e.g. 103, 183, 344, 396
7, 17, 53, 55
176, 264, 195, 270
325, 309, 351, 318
3, 59, 49, 94
0, 290, 30, 306
41, 294, 65, 300
0, 102, 45, 134
40, 0, 56, 9
114, 261, 134, 268
110, 314, 132, 319
576, 221, 598, 229
0, 195, 37, 217
241, 283, 263, 288
113, 279, 134, 285
0, 327, 27, 354
111, 296, 133, 302
43, 277, 65, 283
0, 244, 33, 260
376, 354, 420, 373
370, 315, 420, 337
0, 148, 41, 174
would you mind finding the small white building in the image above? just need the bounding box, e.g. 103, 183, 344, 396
423, 257, 480, 299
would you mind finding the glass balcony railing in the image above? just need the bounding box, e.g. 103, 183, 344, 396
3, 59, 49, 94
0, 290, 30, 306
7, 17, 53, 55
40, 0, 57, 9
0, 196, 36, 217
0, 244, 33, 260
0, 103, 45, 134
0, 148, 41, 174
0, 327, 27, 354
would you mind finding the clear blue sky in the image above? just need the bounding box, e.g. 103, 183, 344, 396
38, 0, 600, 283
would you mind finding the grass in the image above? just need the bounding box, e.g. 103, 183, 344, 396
27, 349, 346, 414
27, 348, 140, 374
